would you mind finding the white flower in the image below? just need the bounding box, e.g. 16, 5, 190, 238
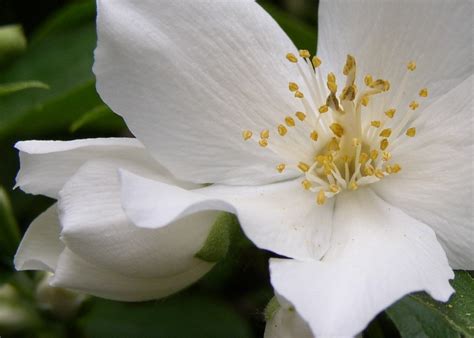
14, 138, 219, 301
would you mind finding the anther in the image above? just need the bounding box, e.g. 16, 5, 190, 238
302, 179, 312, 190
375, 169, 385, 178
370, 149, 379, 160
361, 95, 369, 106
327, 73, 337, 93
286, 53, 298, 63
385, 109, 396, 118
359, 153, 369, 163
380, 138, 389, 151
294, 91, 304, 98
379, 128, 392, 138
312, 56, 322, 68
330, 123, 344, 137
343, 54, 356, 76
285, 116, 296, 127
317, 190, 326, 205
370, 120, 381, 128
319, 105, 329, 113
276, 163, 286, 173
242, 130, 253, 141
260, 129, 270, 139
295, 111, 306, 121
288, 82, 299, 92
259, 139, 268, 147
277, 124, 288, 136
329, 184, 340, 193
409, 101, 419, 110
341, 85, 357, 101
419, 88, 428, 97
298, 162, 310, 173
406, 127, 416, 137
382, 151, 392, 161
364, 74, 373, 86
407, 61, 416, 71
327, 137, 340, 151
392, 164, 402, 173
310, 130, 318, 141
349, 181, 358, 190
299, 50, 311, 58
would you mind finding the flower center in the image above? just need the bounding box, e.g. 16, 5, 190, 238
242, 51, 427, 205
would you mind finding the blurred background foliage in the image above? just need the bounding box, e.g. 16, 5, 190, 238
0, 1, 472, 337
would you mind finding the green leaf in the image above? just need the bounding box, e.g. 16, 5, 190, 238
0, 25, 27, 65
69, 104, 125, 133
258, 1, 317, 51
79, 293, 254, 338
0, 81, 49, 96
0, 187, 20, 260
195, 213, 239, 263
387, 271, 474, 338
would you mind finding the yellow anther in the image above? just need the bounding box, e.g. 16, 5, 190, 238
294, 91, 304, 98
370, 79, 390, 92
276, 163, 286, 173
380, 138, 389, 151
319, 105, 329, 113
277, 124, 288, 136
375, 169, 385, 178
406, 127, 416, 137
359, 152, 369, 163
259, 138, 268, 147
302, 179, 312, 190
310, 130, 319, 141
392, 164, 402, 173
285, 116, 296, 127
364, 74, 373, 86
419, 88, 428, 97
315, 155, 326, 164
286, 53, 298, 63
242, 130, 253, 141
407, 61, 416, 71
295, 111, 306, 121
385, 109, 396, 118
364, 167, 374, 176
288, 82, 299, 92
328, 137, 340, 151
370, 149, 379, 160
330, 123, 344, 137
361, 95, 370, 106
379, 128, 392, 138
327, 73, 337, 93
409, 101, 419, 110
341, 85, 357, 101
370, 120, 381, 128
343, 54, 356, 76
317, 190, 326, 205
352, 138, 361, 147
299, 49, 311, 58
349, 181, 358, 190
260, 129, 270, 139
298, 162, 310, 173
382, 151, 392, 161
385, 165, 393, 174
341, 155, 350, 163
312, 56, 322, 68
329, 184, 340, 193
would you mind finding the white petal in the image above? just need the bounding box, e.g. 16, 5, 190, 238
264, 298, 313, 338
120, 171, 333, 261
51, 249, 212, 302
59, 160, 214, 279
318, 0, 473, 110
14, 204, 64, 272
270, 188, 454, 337
94, 0, 304, 185
374, 75, 474, 269
15, 138, 172, 198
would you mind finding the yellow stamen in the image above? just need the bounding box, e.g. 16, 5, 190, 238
260, 129, 270, 139
370, 149, 379, 160
312, 56, 322, 68
285, 116, 296, 127
299, 49, 311, 58
409, 101, 419, 110
371, 120, 381, 128
277, 124, 287, 136
349, 181, 358, 190
343, 54, 356, 76
302, 179, 312, 190
330, 123, 344, 137
407, 61, 416, 71
310, 130, 319, 141
385, 165, 393, 174
288, 82, 299, 92
359, 152, 369, 163
319, 105, 329, 113
327, 73, 337, 93
298, 162, 310, 173
286, 53, 298, 63
385, 109, 396, 118
406, 127, 416, 137
380, 138, 389, 151
375, 169, 385, 178
317, 190, 326, 205
364, 74, 373, 86
328, 137, 340, 151
379, 128, 392, 138
382, 151, 392, 161
392, 164, 402, 173
276, 163, 286, 173
419, 88, 428, 97
242, 130, 253, 141
295, 111, 306, 121
294, 91, 304, 98
361, 95, 369, 106
364, 166, 375, 176
259, 139, 268, 147
341, 85, 357, 101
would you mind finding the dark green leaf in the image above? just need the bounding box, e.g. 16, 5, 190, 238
387, 271, 474, 338
0, 187, 20, 260
0, 25, 26, 65
0, 81, 49, 96
69, 104, 125, 133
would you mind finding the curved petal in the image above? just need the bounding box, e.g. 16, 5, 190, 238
270, 188, 454, 337
51, 249, 212, 302
15, 137, 175, 199
94, 0, 306, 185
318, 0, 473, 112
373, 75, 474, 269
120, 171, 333, 261
264, 298, 313, 338
59, 160, 215, 279
14, 204, 64, 272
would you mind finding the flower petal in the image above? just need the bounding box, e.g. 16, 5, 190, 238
374, 75, 474, 269
59, 160, 214, 279
264, 297, 313, 338
270, 188, 454, 337
318, 0, 473, 108
14, 204, 64, 272
51, 249, 212, 302
15, 138, 170, 198
120, 170, 333, 261
94, 0, 304, 185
